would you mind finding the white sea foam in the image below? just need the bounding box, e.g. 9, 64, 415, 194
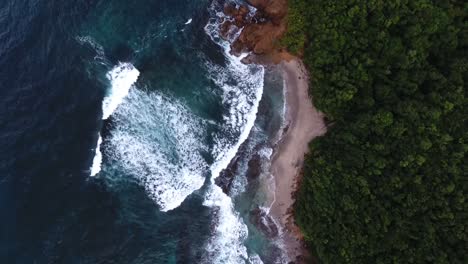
259, 147, 273, 160
90, 62, 206, 211
106, 89, 208, 212
102, 63, 140, 120
89, 63, 140, 177
202, 184, 249, 263
90, 136, 103, 176
204, 15, 264, 181
248, 254, 264, 264
202, 1, 265, 263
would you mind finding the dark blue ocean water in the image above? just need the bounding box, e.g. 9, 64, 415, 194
0, 0, 286, 263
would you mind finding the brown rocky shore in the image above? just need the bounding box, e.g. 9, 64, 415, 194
220, 0, 293, 63
219, 1, 326, 263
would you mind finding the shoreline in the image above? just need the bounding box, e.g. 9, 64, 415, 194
269, 59, 326, 262
216, 1, 326, 261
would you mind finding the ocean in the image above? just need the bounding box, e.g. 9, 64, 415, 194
0, 0, 287, 263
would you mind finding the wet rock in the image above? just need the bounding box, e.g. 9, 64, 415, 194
250, 207, 279, 238
238, 5, 250, 17
220, 4, 253, 40
222, 0, 287, 58
238, 21, 285, 55
246, 153, 262, 180
223, 3, 237, 17
246, 0, 268, 9
230, 39, 248, 56
234, 15, 245, 27
215, 155, 241, 194
219, 20, 233, 39
247, 0, 287, 24
265, 0, 287, 24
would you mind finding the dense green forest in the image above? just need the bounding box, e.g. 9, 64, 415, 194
283, 0, 467, 263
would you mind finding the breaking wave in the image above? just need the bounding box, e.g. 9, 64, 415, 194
88, 0, 267, 261
90, 62, 140, 176
102, 63, 140, 120
202, 1, 265, 263
90, 136, 103, 176
106, 89, 208, 212
203, 184, 249, 263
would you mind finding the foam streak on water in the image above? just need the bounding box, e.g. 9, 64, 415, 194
90, 63, 140, 177
76, 36, 106, 61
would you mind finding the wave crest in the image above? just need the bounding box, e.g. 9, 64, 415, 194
106, 89, 208, 212
90, 62, 140, 176
202, 1, 265, 263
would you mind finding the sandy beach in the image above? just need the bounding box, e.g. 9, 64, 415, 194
270, 59, 326, 262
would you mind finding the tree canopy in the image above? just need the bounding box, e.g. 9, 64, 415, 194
284, 0, 468, 263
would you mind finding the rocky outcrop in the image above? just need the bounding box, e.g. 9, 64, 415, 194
215, 154, 242, 194
249, 207, 279, 238
247, 0, 287, 24
220, 0, 290, 63
223, 3, 250, 27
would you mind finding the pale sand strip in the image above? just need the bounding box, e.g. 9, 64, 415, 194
270, 59, 326, 262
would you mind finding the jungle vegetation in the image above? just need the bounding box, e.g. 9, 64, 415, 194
283, 0, 468, 263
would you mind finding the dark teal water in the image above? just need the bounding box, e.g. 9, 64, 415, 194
0, 0, 286, 263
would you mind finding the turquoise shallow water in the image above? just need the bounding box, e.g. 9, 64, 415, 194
0, 0, 286, 262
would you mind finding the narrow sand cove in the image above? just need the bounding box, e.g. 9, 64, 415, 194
270, 59, 326, 262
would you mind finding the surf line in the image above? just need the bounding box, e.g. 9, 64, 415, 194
201, 2, 266, 262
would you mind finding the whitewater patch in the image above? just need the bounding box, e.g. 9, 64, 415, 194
204, 2, 264, 182
90, 136, 103, 176
90, 62, 140, 177
105, 89, 208, 212
203, 184, 249, 263
202, 1, 265, 263
89, 62, 206, 212
102, 63, 140, 120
